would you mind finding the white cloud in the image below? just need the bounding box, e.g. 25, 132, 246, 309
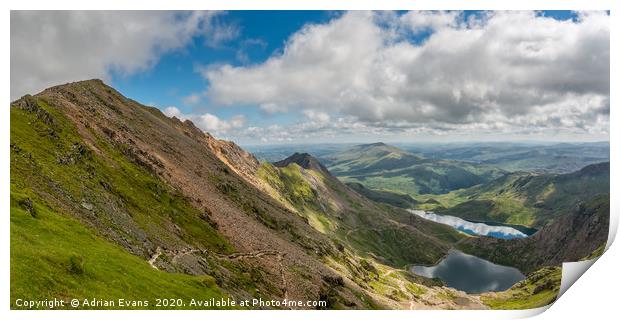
10, 11, 234, 99
182, 93, 202, 105
163, 106, 245, 136
163, 106, 184, 118
303, 110, 331, 123
400, 10, 460, 33
204, 11, 610, 138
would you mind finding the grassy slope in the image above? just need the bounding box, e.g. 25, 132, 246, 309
481, 267, 561, 310
417, 163, 609, 227
257, 162, 335, 233
10, 96, 235, 308
11, 98, 232, 252
345, 182, 418, 209
10, 191, 229, 309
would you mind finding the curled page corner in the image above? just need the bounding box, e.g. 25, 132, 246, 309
558, 259, 598, 299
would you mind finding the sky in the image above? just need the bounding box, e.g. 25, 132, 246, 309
11, 11, 610, 145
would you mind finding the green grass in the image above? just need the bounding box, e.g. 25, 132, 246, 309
341, 175, 422, 197
346, 182, 417, 209
581, 243, 606, 260
342, 226, 451, 267
257, 162, 335, 233
258, 163, 315, 207
10, 190, 233, 310
481, 267, 561, 309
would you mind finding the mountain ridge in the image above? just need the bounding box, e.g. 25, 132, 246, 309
11, 79, 371, 308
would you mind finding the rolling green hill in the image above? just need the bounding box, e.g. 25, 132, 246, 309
421, 162, 610, 227
345, 182, 418, 209
323, 143, 505, 196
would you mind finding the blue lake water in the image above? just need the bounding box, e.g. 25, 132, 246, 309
408, 209, 527, 239
410, 250, 526, 293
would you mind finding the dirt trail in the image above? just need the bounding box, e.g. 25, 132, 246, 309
221, 250, 281, 260
148, 247, 163, 269
147, 246, 289, 300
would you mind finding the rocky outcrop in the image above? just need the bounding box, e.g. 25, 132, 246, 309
204, 133, 260, 181
274, 152, 332, 176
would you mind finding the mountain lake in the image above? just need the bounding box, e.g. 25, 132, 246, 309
410, 250, 526, 293
407, 209, 533, 239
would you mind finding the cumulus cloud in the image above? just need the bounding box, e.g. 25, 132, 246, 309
400, 10, 461, 33
11, 11, 233, 99
303, 110, 331, 123
182, 93, 202, 105
204, 11, 610, 138
163, 106, 245, 136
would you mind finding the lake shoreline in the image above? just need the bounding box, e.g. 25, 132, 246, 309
408, 209, 528, 239
460, 218, 538, 236
409, 249, 526, 294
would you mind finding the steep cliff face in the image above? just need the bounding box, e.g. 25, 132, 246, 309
203, 133, 261, 184
458, 194, 609, 273
10, 79, 375, 308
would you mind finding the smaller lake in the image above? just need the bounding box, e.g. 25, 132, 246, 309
410, 250, 525, 294
408, 209, 527, 239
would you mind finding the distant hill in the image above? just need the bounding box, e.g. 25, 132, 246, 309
401, 142, 609, 174
425, 162, 610, 228
323, 142, 505, 195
